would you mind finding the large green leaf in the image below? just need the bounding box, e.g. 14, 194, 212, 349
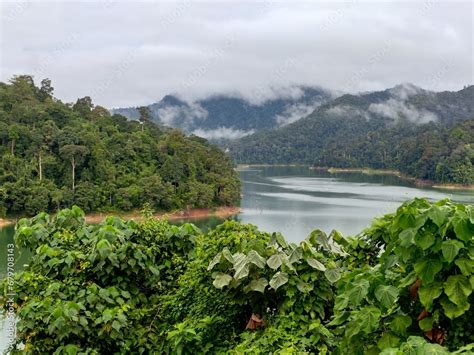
347, 279, 370, 306
306, 257, 326, 271
288, 246, 303, 264
399, 228, 416, 247
454, 258, 474, 276
296, 281, 314, 293
453, 211, 474, 242
414, 231, 435, 250
269, 271, 289, 290
428, 205, 448, 227
418, 317, 433, 331
440, 296, 470, 319
418, 282, 443, 310
233, 253, 250, 280
441, 240, 464, 263
213, 273, 232, 289
377, 332, 400, 350
324, 268, 341, 283
222, 248, 233, 263
414, 257, 442, 283
390, 315, 412, 335
375, 285, 399, 308
444, 275, 472, 306
247, 250, 266, 269
207, 252, 221, 271
266, 253, 286, 270
246, 277, 268, 293
359, 306, 381, 334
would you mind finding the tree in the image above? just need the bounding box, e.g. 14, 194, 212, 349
59, 145, 89, 191
138, 106, 151, 131
8, 124, 20, 156
39, 78, 54, 101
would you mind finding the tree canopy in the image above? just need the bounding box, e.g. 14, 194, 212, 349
0, 75, 240, 217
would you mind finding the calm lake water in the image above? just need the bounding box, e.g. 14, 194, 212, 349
0, 165, 473, 349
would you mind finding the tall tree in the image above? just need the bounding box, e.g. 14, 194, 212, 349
59, 145, 89, 191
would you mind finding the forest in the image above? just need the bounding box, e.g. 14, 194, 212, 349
230, 86, 474, 185
0, 76, 240, 217
3, 198, 473, 353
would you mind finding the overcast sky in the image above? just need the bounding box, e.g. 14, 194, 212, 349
0, 1, 472, 108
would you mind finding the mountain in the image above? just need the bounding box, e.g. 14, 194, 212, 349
229, 84, 474, 184
111, 86, 335, 140
0, 75, 240, 216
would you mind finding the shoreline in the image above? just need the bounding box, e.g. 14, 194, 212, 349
0, 206, 241, 228
311, 167, 474, 191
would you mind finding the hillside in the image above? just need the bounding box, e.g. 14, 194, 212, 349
230, 84, 474, 184
0, 75, 240, 216
111, 86, 334, 140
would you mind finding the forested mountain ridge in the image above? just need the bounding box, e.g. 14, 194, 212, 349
0, 75, 240, 217
230, 84, 474, 184
111, 86, 334, 140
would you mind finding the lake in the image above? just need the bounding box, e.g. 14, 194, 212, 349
0, 165, 473, 350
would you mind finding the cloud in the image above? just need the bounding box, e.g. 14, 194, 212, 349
326, 105, 370, 120
369, 99, 438, 124
0, 1, 472, 108
154, 103, 207, 128
275, 103, 322, 126
192, 127, 255, 140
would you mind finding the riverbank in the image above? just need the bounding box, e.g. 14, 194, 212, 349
0, 206, 241, 228
311, 167, 474, 191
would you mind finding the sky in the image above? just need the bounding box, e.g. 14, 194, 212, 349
0, 0, 472, 108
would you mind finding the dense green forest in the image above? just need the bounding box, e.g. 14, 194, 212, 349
3, 198, 473, 353
0, 75, 240, 217
230, 86, 474, 184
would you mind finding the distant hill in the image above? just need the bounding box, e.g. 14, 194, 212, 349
111, 86, 335, 140
229, 84, 474, 184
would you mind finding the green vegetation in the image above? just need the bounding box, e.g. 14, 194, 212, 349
230, 86, 474, 184
3, 198, 473, 353
0, 75, 240, 217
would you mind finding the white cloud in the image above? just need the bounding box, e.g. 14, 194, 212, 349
369, 99, 438, 124
192, 127, 255, 140
0, 1, 472, 108
275, 103, 321, 126
154, 103, 207, 128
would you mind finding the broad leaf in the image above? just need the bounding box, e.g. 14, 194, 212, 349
269, 271, 289, 290
267, 253, 286, 270
288, 247, 303, 264
347, 279, 370, 306
213, 273, 232, 289
418, 317, 433, 331
427, 205, 448, 227
441, 240, 464, 263
207, 252, 221, 271
399, 228, 416, 247
453, 211, 474, 242
414, 231, 435, 250
296, 281, 314, 293
222, 248, 233, 263
444, 275, 472, 306
324, 268, 341, 283
307, 257, 326, 271
377, 332, 400, 350
440, 296, 470, 319
414, 257, 442, 283
375, 285, 399, 308
418, 282, 443, 310
247, 250, 266, 269
246, 278, 268, 293
390, 315, 412, 335
454, 258, 473, 276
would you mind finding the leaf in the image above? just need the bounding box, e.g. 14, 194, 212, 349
414, 231, 435, 250
375, 285, 399, 308
421, 343, 449, 355
233, 253, 249, 280
246, 278, 268, 293
306, 257, 326, 271
288, 246, 303, 264
266, 253, 286, 270
428, 205, 448, 227
418, 317, 433, 331
441, 240, 464, 263
273, 232, 288, 248
324, 268, 341, 283
399, 228, 416, 247
440, 296, 470, 319
454, 258, 473, 276
213, 273, 232, 289
347, 279, 370, 306
418, 282, 443, 310
222, 248, 233, 263
269, 272, 289, 290
296, 281, 314, 293
390, 315, 412, 335
207, 252, 222, 271
444, 275, 472, 306
453, 211, 474, 242
377, 332, 400, 350
359, 306, 381, 334
247, 250, 266, 269
414, 257, 442, 283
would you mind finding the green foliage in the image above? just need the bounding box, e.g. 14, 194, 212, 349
2, 198, 473, 353
0, 75, 240, 216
